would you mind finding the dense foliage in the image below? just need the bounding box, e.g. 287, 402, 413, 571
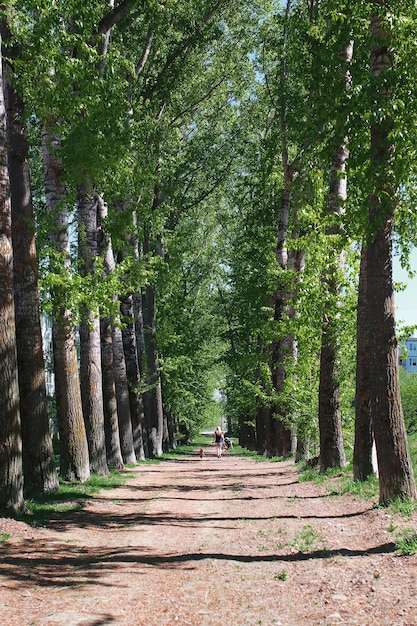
1, 0, 417, 509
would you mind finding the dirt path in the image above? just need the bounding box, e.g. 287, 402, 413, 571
1, 450, 417, 625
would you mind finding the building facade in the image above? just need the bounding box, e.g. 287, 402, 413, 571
400, 337, 417, 374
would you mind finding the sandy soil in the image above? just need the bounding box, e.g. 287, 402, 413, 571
0, 448, 417, 625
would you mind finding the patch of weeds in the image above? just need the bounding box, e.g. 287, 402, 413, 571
274, 570, 287, 581
291, 525, 324, 553
298, 467, 322, 483
0, 532, 10, 544
333, 474, 379, 499
395, 528, 417, 555
257, 543, 269, 552
236, 447, 263, 459
256, 530, 270, 538
389, 497, 417, 517
298, 462, 352, 487
386, 521, 396, 533
263, 455, 286, 464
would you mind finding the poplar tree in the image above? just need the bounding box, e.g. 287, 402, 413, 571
359, 1, 416, 503
0, 34, 25, 512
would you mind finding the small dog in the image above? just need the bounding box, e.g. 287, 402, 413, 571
199, 447, 205, 459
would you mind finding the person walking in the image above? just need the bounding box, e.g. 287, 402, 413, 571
212, 426, 224, 458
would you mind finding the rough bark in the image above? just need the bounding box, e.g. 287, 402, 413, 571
112, 322, 136, 464
353, 245, 374, 480
366, 7, 416, 504
77, 188, 108, 474
265, 0, 298, 458
240, 416, 257, 451
255, 406, 267, 455
113, 201, 146, 461
142, 228, 164, 458
121, 293, 146, 461
266, 183, 292, 458
5, 59, 58, 495
97, 196, 124, 469
318, 146, 349, 472
133, 290, 149, 457
41, 124, 89, 482
143, 281, 164, 457
0, 36, 25, 512
318, 323, 346, 471
318, 39, 353, 473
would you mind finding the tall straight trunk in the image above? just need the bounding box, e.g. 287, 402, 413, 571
266, 182, 292, 458
318, 140, 349, 472
284, 244, 306, 453
365, 6, 416, 504
318, 39, 353, 472
353, 245, 374, 480
114, 202, 146, 460
96, 203, 135, 465
121, 293, 145, 460
112, 322, 136, 464
318, 320, 346, 471
265, 0, 297, 458
0, 35, 25, 512
133, 290, 149, 457
41, 124, 89, 482
100, 313, 124, 468
322, 49, 353, 470
142, 227, 164, 458
255, 405, 267, 454
143, 281, 164, 457
97, 197, 124, 468
4, 59, 58, 495
240, 416, 257, 451
77, 188, 108, 474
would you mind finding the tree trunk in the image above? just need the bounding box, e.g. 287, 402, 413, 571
142, 280, 164, 457
141, 227, 164, 457
133, 290, 150, 457
256, 406, 267, 454
41, 124, 89, 482
265, 2, 296, 457
318, 322, 346, 471
240, 416, 257, 451
100, 313, 124, 469
112, 322, 137, 464
266, 181, 292, 458
318, 147, 349, 472
0, 36, 25, 512
121, 293, 146, 460
353, 245, 374, 480
318, 39, 353, 472
77, 188, 108, 474
97, 196, 124, 468
5, 58, 58, 495
366, 7, 416, 504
